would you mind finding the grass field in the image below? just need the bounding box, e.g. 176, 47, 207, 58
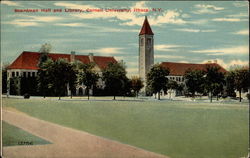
2, 121, 50, 146
3, 97, 249, 158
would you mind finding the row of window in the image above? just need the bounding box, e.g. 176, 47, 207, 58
9, 71, 37, 78
169, 76, 184, 82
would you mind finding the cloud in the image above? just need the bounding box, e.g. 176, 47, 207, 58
193, 4, 224, 14
155, 55, 185, 59
202, 59, 248, 70
4, 15, 64, 27
192, 45, 249, 55
233, 29, 249, 35
96, 27, 138, 33
54, 2, 94, 10
233, 1, 249, 8
79, 47, 124, 55
155, 44, 187, 52
212, 18, 247, 22
148, 10, 187, 26
56, 1, 186, 26
54, 23, 88, 27
3, 20, 39, 27
227, 12, 248, 18
1, 0, 22, 6
174, 28, 216, 33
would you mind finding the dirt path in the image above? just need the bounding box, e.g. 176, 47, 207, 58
3, 109, 169, 158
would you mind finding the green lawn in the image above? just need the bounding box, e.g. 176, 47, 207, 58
2, 121, 50, 146
3, 98, 249, 158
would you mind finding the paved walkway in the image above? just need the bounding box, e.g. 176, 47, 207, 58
3, 109, 169, 158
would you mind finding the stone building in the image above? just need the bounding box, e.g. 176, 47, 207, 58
7, 51, 117, 96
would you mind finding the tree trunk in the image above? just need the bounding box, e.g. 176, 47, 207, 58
113, 95, 116, 100
210, 91, 212, 103
71, 92, 72, 99
216, 95, 219, 101
158, 92, 160, 100
59, 95, 61, 100
155, 93, 156, 99
239, 89, 242, 102
87, 88, 90, 100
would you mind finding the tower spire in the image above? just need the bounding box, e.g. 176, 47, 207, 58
139, 16, 154, 35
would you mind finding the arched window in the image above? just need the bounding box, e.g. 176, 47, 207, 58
140, 38, 144, 46
147, 38, 151, 45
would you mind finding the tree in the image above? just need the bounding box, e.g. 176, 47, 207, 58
78, 63, 99, 100
233, 68, 249, 102
37, 58, 54, 97
102, 62, 128, 100
203, 66, 225, 102
146, 64, 169, 100
39, 43, 52, 54
37, 43, 52, 97
131, 76, 144, 97
184, 69, 205, 97
1, 64, 9, 94
67, 63, 78, 98
225, 71, 237, 97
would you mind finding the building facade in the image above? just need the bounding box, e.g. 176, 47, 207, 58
7, 51, 117, 96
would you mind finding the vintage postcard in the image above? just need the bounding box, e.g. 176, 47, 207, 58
1, 1, 249, 158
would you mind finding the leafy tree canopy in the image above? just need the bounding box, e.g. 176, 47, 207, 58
146, 64, 169, 99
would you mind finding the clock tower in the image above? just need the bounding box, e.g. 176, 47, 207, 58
139, 16, 154, 88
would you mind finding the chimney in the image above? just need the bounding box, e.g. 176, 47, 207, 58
89, 53, 94, 62
70, 51, 75, 62
213, 60, 217, 64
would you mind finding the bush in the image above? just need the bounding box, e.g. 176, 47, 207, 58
24, 93, 30, 99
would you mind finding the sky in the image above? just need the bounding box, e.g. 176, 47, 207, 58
1, 1, 249, 76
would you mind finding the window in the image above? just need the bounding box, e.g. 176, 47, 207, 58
32, 72, 35, 77
28, 72, 31, 77
147, 38, 152, 45
12, 72, 15, 77
16, 72, 19, 77
140, 38, 144, 46
23, 72, 26, 77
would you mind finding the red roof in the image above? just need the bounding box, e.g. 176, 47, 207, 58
161, 62, 227, 76
139, 16, 154, 35
8, 51, 116, 70
93, 56, 117, 69
8, 52, 40, 70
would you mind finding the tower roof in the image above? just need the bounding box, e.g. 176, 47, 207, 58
139, 16, 154, 35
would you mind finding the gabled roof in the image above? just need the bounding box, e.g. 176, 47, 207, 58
161, 62, 227, 76
139, 16, 154, 35
8, 51, 117, 70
